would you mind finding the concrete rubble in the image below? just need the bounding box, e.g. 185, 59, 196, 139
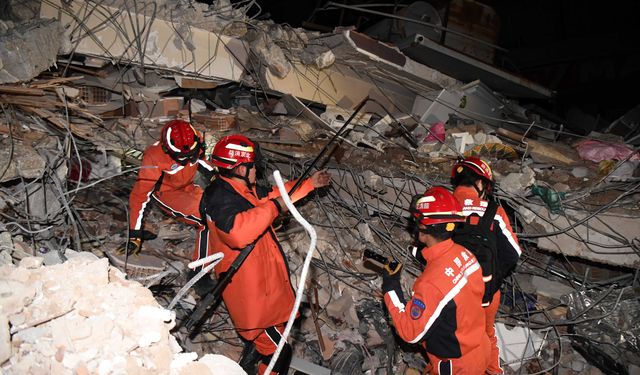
0, 18, 68, 84
0, 0, 638, 374
0, 251, 246, 374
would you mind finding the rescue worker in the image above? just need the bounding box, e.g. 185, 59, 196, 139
451, 157, 522, 375
122, 119, 215, 294
201, 134, 331, 375
383, 186, 490, 374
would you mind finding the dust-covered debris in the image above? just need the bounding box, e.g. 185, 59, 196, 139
0, 1, 638, 374
0, 254, 246, 374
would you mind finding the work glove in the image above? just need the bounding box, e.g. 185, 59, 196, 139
116, 229, 156, 255
381, 262, 403, 294
128, 229, 157, 241
116, 238, 142, 256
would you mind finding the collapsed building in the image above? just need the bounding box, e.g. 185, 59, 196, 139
1, 0, 639, 374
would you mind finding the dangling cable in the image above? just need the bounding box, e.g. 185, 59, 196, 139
265, 170, 317, 375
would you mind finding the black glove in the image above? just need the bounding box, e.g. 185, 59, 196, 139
116, 238, 142, 256
382, 262, 403, 294
128, 229, 157, 240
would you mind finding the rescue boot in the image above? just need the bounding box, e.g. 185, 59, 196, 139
185, 269, 216, 298
239, 341, 260, 374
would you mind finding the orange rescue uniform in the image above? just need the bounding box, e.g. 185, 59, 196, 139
128, 142, 214, 262
201, 175, 314, 355
453, 185, 522, 374
384, 239, 490, 374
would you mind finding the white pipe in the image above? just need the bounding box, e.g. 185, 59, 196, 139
188, 253, 224, 270
265, 170, 317, 375
168, 252, 224, 310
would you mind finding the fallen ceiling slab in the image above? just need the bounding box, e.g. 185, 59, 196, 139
521, 203, 640, 268
41, 0, 458, 114
263, 30, 458, 112
40, 0, 247, 81
398, 34, 554, 99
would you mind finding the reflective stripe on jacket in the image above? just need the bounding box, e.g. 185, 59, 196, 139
384, 240, 487, 361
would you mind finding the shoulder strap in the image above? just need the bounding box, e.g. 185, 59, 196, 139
478, 199, 498, 230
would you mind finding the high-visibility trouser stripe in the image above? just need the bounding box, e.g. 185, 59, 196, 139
152, 194, 203, 225
133, 191, 154, 230
192, 226, 209, 272
438, 360, 452, 375
496, 339, 504, 373
265, 326, 283, 349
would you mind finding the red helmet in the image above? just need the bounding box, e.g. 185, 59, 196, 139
161, 120, 203, 163
451, 156, 493, 182
211, 134, 256, 169
413, 186, 464, 227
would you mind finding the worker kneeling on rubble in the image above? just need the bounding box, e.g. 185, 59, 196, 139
382, 186, 490, 374
201, 134, 331, 375
123, 119, 215, 293
451, 157, 522, 375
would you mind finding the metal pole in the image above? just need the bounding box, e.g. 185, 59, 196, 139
288, 96, 370, 196
182, 243, 255, 338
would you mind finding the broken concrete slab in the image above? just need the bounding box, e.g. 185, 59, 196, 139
264, 30, 458, 113
41, 0, 248, 82
300, 45, 335, 70
495, 323, 545, 372
0, 313, 9, 364
496, 166, 536, 196
247, 30, 292, 79
531, 275, 575, 300
398, 33, 553, 99
0, 19, 65, 83
521, 202, 640, 268
0, 141, 47, 183
2, 255, 241, 374
43, 0, 459, 117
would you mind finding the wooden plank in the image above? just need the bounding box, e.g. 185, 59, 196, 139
0, 123, 45, 142
496, 128, 580, 166
30, 76, 85, 88
0, 86, 45, 96
24, 106, 94, 139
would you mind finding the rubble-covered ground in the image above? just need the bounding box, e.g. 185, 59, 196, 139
0, 253, 246, 374
1, 0, 639, 374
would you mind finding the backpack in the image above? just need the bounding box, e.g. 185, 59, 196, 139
453, 200, 499, 306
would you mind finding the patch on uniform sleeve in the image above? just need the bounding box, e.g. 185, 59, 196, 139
410, 298, 426, 320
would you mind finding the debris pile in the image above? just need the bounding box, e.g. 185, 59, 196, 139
0, 0, 639, 374
0, 252, 246, 375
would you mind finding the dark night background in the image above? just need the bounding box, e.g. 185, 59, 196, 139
234, 0, 640, 134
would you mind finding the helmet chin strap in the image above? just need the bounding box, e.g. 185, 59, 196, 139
473, 180, 486, 199
230, 164, 254, 187
168, 138, 204, 166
